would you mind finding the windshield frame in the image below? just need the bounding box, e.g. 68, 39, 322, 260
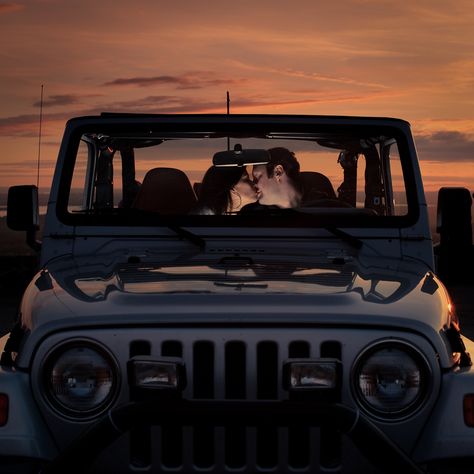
55, 114, 420, 230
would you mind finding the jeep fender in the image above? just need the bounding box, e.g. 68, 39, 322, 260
413, 335, 474, 462
0, 367, 57, 461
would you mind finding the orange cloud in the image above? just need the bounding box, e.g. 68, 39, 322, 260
415, 131, 474, 163
0, 112, 73, 138
0, 2, 23, 14
104, 72, 247, 90
32, 94, 80, 108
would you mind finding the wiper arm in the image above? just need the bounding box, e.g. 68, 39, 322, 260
166, 223, 206, 249
73, 208, 205, 248
130, 209, 205, 249
324, 227, 362, 249
240, 205, 363, 249
278, 208, 363, 249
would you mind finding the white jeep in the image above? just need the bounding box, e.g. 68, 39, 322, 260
1, 114, 474, 473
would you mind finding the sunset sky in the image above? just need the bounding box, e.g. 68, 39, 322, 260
0, 0, 473, 198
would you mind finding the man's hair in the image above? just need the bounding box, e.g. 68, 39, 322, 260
266, 147, 302, 192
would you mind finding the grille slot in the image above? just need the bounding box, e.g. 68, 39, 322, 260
129, 339, 151, 357
225, 425, 246, 469
288, 340, 311, 468
192, 342, 215, 468
162, 340, 183, 357
257, 341, 279, 400
224, 341, 247, 468
320, 340, 342, 470
161, 340, 183, 468
289, 340, 310, 358
129, 340, 152, 468
193, 426, 215, 468
193, 341, 215, 399
225, 341, 246, 399
257, 425, 279, 468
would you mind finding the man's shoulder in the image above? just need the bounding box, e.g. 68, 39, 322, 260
302, 186, 331, 203
239, 202, 283, 214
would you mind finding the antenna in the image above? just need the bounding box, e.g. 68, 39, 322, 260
36, 84, 44, 190
227, 91, 230, 150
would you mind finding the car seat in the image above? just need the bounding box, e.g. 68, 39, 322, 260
300, 171, 337, 199
132, 167, 197, 214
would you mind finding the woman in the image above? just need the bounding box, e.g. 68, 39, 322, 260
195, 166, 257, 215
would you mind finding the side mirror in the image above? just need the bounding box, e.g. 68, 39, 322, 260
435, 187, 473, 282
436, 187, 472, 247
7, 185, 41, 251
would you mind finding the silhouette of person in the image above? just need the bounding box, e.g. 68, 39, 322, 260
251, 147, 304, 208
194, 166, 257, 215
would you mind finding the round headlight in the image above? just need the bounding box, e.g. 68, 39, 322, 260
44, 342, 118, 418
352, 341, 430, 420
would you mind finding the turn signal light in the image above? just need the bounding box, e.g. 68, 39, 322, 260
463, 394, 474, 427
0, 393, 8, 427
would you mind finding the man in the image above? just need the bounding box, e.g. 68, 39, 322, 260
252, 147, 304, 208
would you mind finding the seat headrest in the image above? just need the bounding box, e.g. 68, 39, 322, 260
132, 167, 197, 214
300, 171, 337, 199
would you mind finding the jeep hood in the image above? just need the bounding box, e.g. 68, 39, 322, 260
22, 253, 452, 336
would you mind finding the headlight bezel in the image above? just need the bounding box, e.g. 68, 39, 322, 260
351, 339, 432, 421
40, 338, 120, 420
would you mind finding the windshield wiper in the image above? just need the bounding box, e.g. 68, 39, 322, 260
241, 206, 362, 249
128, 209, 206, 249
166, 222, 206, 249
324, 227, 362, 249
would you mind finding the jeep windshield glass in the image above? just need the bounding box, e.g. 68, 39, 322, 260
61, 117, 416, 228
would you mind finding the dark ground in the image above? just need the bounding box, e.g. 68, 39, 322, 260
0, 256, 38, 337
1, 255, 473, 339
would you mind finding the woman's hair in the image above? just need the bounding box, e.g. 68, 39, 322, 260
196, 166, 244, 214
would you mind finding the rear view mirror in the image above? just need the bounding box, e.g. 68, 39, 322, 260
213, 145, 270, 167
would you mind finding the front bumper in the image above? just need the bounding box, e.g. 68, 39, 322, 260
42, 400, 425, 474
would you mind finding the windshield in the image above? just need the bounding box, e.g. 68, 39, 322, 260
60, 116, 416, 228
